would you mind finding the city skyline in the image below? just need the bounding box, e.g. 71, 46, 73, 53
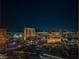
0, 0, 77, 32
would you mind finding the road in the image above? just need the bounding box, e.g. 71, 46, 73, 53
0, 45, 77, 59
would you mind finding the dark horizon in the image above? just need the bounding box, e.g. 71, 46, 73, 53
0, 0, 77, 32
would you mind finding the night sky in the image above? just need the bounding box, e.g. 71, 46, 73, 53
1, 0, 77, 32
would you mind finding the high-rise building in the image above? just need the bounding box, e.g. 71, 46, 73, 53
24, 28, 36, 40
0, 28, 7, 46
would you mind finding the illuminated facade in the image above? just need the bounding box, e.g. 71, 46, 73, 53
24, 28, 36, 40
37, 32, 76, 44
0, 28, 7, 46
47, 32, 62, 44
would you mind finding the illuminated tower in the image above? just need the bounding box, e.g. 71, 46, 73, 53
24, 28, 36, 40
0, 28, 7, 46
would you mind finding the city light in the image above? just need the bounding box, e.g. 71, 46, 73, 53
0, 28, 78, 59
